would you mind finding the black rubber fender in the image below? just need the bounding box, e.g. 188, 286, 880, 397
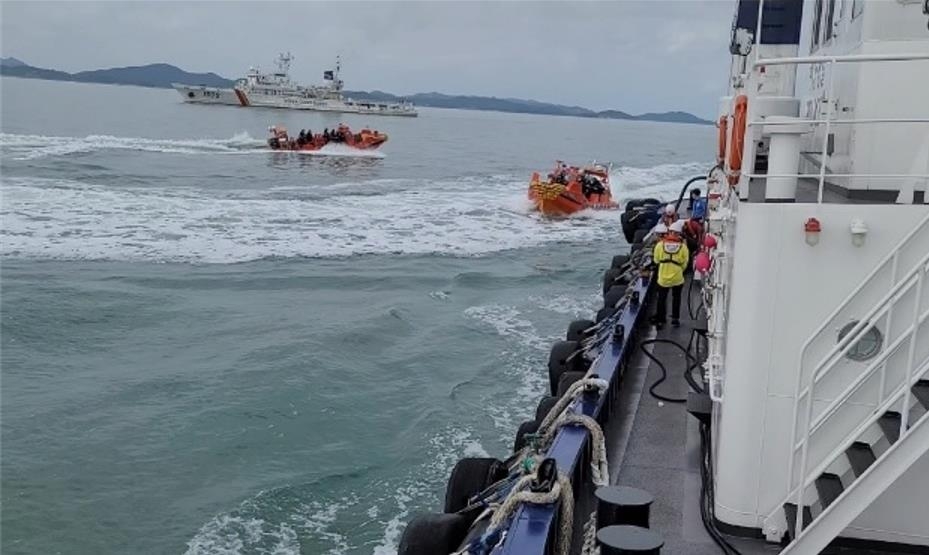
548, 340, 580, 396
557, 371, 587, 396
603, 268, 624, 294
611, 254, 630, 270
603, 285, 625, 310
596, 306, 615, 323
620, 211, 635, 243
513, 419, 540, 452
398, 512, 473, 555
567, 319, 595, 342
535, 395, 559, 424
632, 228, 649, 250
444, 457, 505, 513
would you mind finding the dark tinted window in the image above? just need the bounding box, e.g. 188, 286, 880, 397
812, 0, 823, 49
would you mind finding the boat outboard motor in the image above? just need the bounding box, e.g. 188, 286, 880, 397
621, 198, 662, 243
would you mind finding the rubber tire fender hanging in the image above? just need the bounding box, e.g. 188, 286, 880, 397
444, 457, 507, 513
397, 512, 472, 555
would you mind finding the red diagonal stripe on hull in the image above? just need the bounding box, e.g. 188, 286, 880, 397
234, 89, 250, 107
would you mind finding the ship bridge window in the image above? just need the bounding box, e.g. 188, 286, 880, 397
838, 321, 883, 362
812, 0, 824, 49
852, 0, 863, 19
825, 0, 836, 41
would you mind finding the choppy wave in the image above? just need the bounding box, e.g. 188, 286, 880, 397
0, 131, 266, 160
184, 427, 487, 555
0, 161, 702, 263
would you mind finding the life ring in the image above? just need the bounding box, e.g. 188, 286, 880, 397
728, 94, 748, 186
716, 115, 728, 164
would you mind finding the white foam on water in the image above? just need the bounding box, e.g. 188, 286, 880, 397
184, 514, 300, 555
463, 303, 555, 435
0, 131, 265, 160
370, 426, 487, 555
1, 162, 703, 263
184, 426, 487, 555
464, 305, 549, 351
291, 144, 386, 158
529, 291, 602, 318
612, 161, 709, 200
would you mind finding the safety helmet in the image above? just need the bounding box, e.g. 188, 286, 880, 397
669, 220, 685, 234
653, 223, 669, 234
664, 204, 676, 216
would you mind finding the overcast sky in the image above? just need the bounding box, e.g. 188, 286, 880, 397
1, 1, 735, 117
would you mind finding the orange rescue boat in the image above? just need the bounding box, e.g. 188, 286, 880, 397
528, 162, 618, 216
268, 123, 388, 151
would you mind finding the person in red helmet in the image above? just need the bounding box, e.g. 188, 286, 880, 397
651, 219, 689, 329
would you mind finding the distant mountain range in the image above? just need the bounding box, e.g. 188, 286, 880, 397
0, 58, 711, 125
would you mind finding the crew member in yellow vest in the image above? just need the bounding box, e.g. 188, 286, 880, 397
651, 219, 689, 329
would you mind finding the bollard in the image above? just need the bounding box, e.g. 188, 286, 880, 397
597, 525, 663, 554
595, 486, 655, 528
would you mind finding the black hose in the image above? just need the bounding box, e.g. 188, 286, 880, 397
701, 421, 743, 555
639, 338, 704, 403
638, 331, 741, 554
673, 175, 708, 213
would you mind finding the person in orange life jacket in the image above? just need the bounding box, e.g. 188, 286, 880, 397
652, 219, 689, 329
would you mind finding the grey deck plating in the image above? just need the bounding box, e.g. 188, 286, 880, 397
605, 279, 778, 555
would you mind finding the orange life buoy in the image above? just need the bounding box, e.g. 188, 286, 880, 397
728, 94, 748, 185
716, 115, 728, 164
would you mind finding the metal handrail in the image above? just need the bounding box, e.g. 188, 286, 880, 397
803, 302, 929, 446
750, 118, 929, 126
742, 52, 929, 202
792, 267, 928, 537
754, 53, 929, 66
743, 173, 929, 179
809, 257, 929, 387
784, 371, 929, 553
784, 211, 929, 510
784, 356, 929, 519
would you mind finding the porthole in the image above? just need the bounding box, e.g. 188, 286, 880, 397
837, 321, 883, 362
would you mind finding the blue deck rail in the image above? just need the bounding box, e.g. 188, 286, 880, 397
496, 272, 652, 555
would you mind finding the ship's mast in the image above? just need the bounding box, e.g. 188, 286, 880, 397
276, 52, 293, 76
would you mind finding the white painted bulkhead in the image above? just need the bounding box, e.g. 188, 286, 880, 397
794, 0, 929, 195
712, 202, 929, 543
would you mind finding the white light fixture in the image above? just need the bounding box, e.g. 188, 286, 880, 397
804, 218, 821, 246
850, 219, 868, 247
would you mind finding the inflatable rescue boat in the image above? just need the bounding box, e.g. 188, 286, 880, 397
267, 124, 388, 151
528, 162, 618, 216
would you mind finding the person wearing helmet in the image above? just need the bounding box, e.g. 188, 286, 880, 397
661, 203, 678, 227
652, 219, 690, 329
683, 200, 706, 265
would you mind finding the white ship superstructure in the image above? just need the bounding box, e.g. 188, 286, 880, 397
708, 0, 929, 552
172, 53, 417, 117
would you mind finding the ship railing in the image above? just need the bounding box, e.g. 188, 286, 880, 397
733, 52, 929, 203
776, 208, 929, 537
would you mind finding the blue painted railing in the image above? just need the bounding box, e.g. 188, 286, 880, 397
495, 272, 652, 555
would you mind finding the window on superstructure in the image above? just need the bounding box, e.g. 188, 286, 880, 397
825, 0, 836, 42
852, 0, 863, 20
812, 0, 823, 49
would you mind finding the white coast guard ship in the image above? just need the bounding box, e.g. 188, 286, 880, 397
172, 53, 417, 117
